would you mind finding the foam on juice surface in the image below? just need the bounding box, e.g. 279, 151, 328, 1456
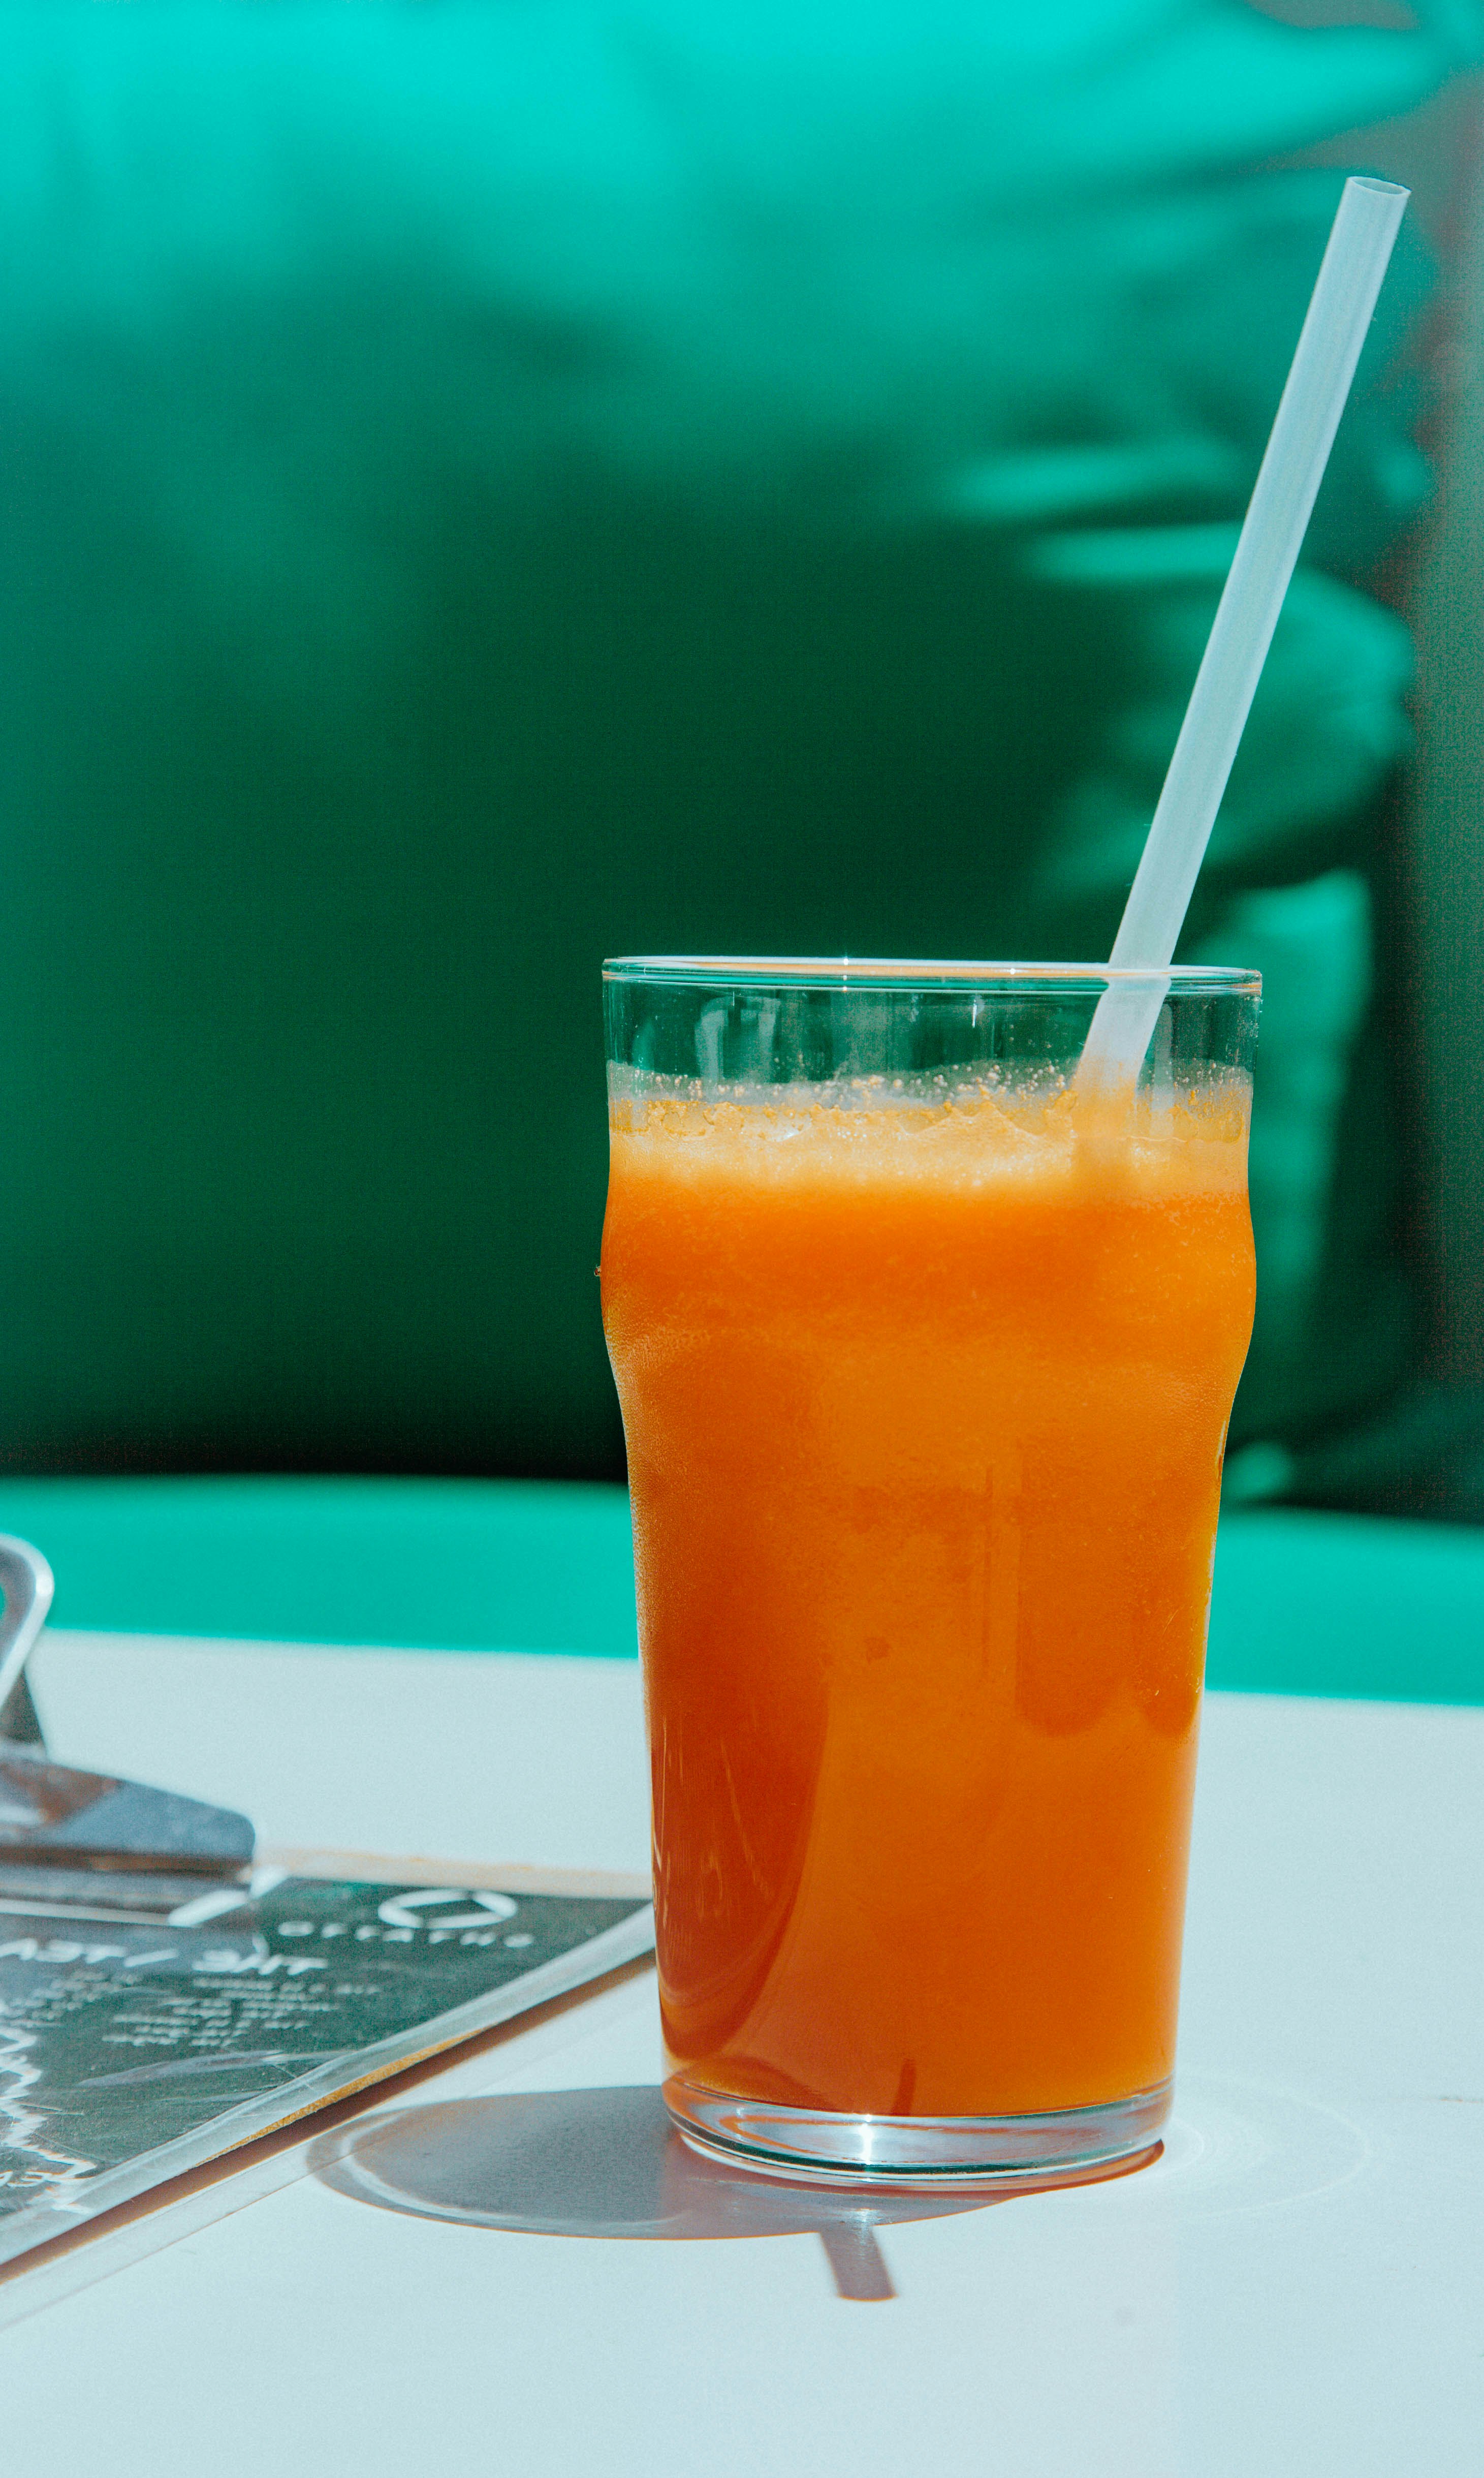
608, 1068, 1250, 1198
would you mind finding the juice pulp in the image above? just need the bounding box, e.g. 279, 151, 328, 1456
601, 1076, 1254, 2121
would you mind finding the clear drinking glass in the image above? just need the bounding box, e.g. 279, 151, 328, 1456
601, 958, 1259, 2185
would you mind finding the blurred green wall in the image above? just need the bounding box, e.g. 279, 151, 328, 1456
0, 3, 1477, 1484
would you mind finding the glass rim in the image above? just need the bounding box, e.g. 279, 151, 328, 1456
603, 954, 1260, 995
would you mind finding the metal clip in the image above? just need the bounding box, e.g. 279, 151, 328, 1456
0, 1532, 255, 1879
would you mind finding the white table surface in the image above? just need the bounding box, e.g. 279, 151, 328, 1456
4, 1631, 1481, 2477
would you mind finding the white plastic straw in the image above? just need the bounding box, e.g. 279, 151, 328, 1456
1079, 176, 1408, 1087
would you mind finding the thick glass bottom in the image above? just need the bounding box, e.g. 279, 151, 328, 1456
665, 2071, 1172, 2190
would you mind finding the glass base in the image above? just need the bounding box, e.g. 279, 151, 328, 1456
665, 2071, 1172, 2190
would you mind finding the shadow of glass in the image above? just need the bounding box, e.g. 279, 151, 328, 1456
310, 2085, 1156, 2301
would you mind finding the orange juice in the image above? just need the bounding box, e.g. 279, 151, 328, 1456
602, 1070, 1254, 2138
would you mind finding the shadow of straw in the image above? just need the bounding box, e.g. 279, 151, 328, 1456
310, 2084, 1012, 2301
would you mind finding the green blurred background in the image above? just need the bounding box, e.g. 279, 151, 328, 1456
1, 3, 1482, 1687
